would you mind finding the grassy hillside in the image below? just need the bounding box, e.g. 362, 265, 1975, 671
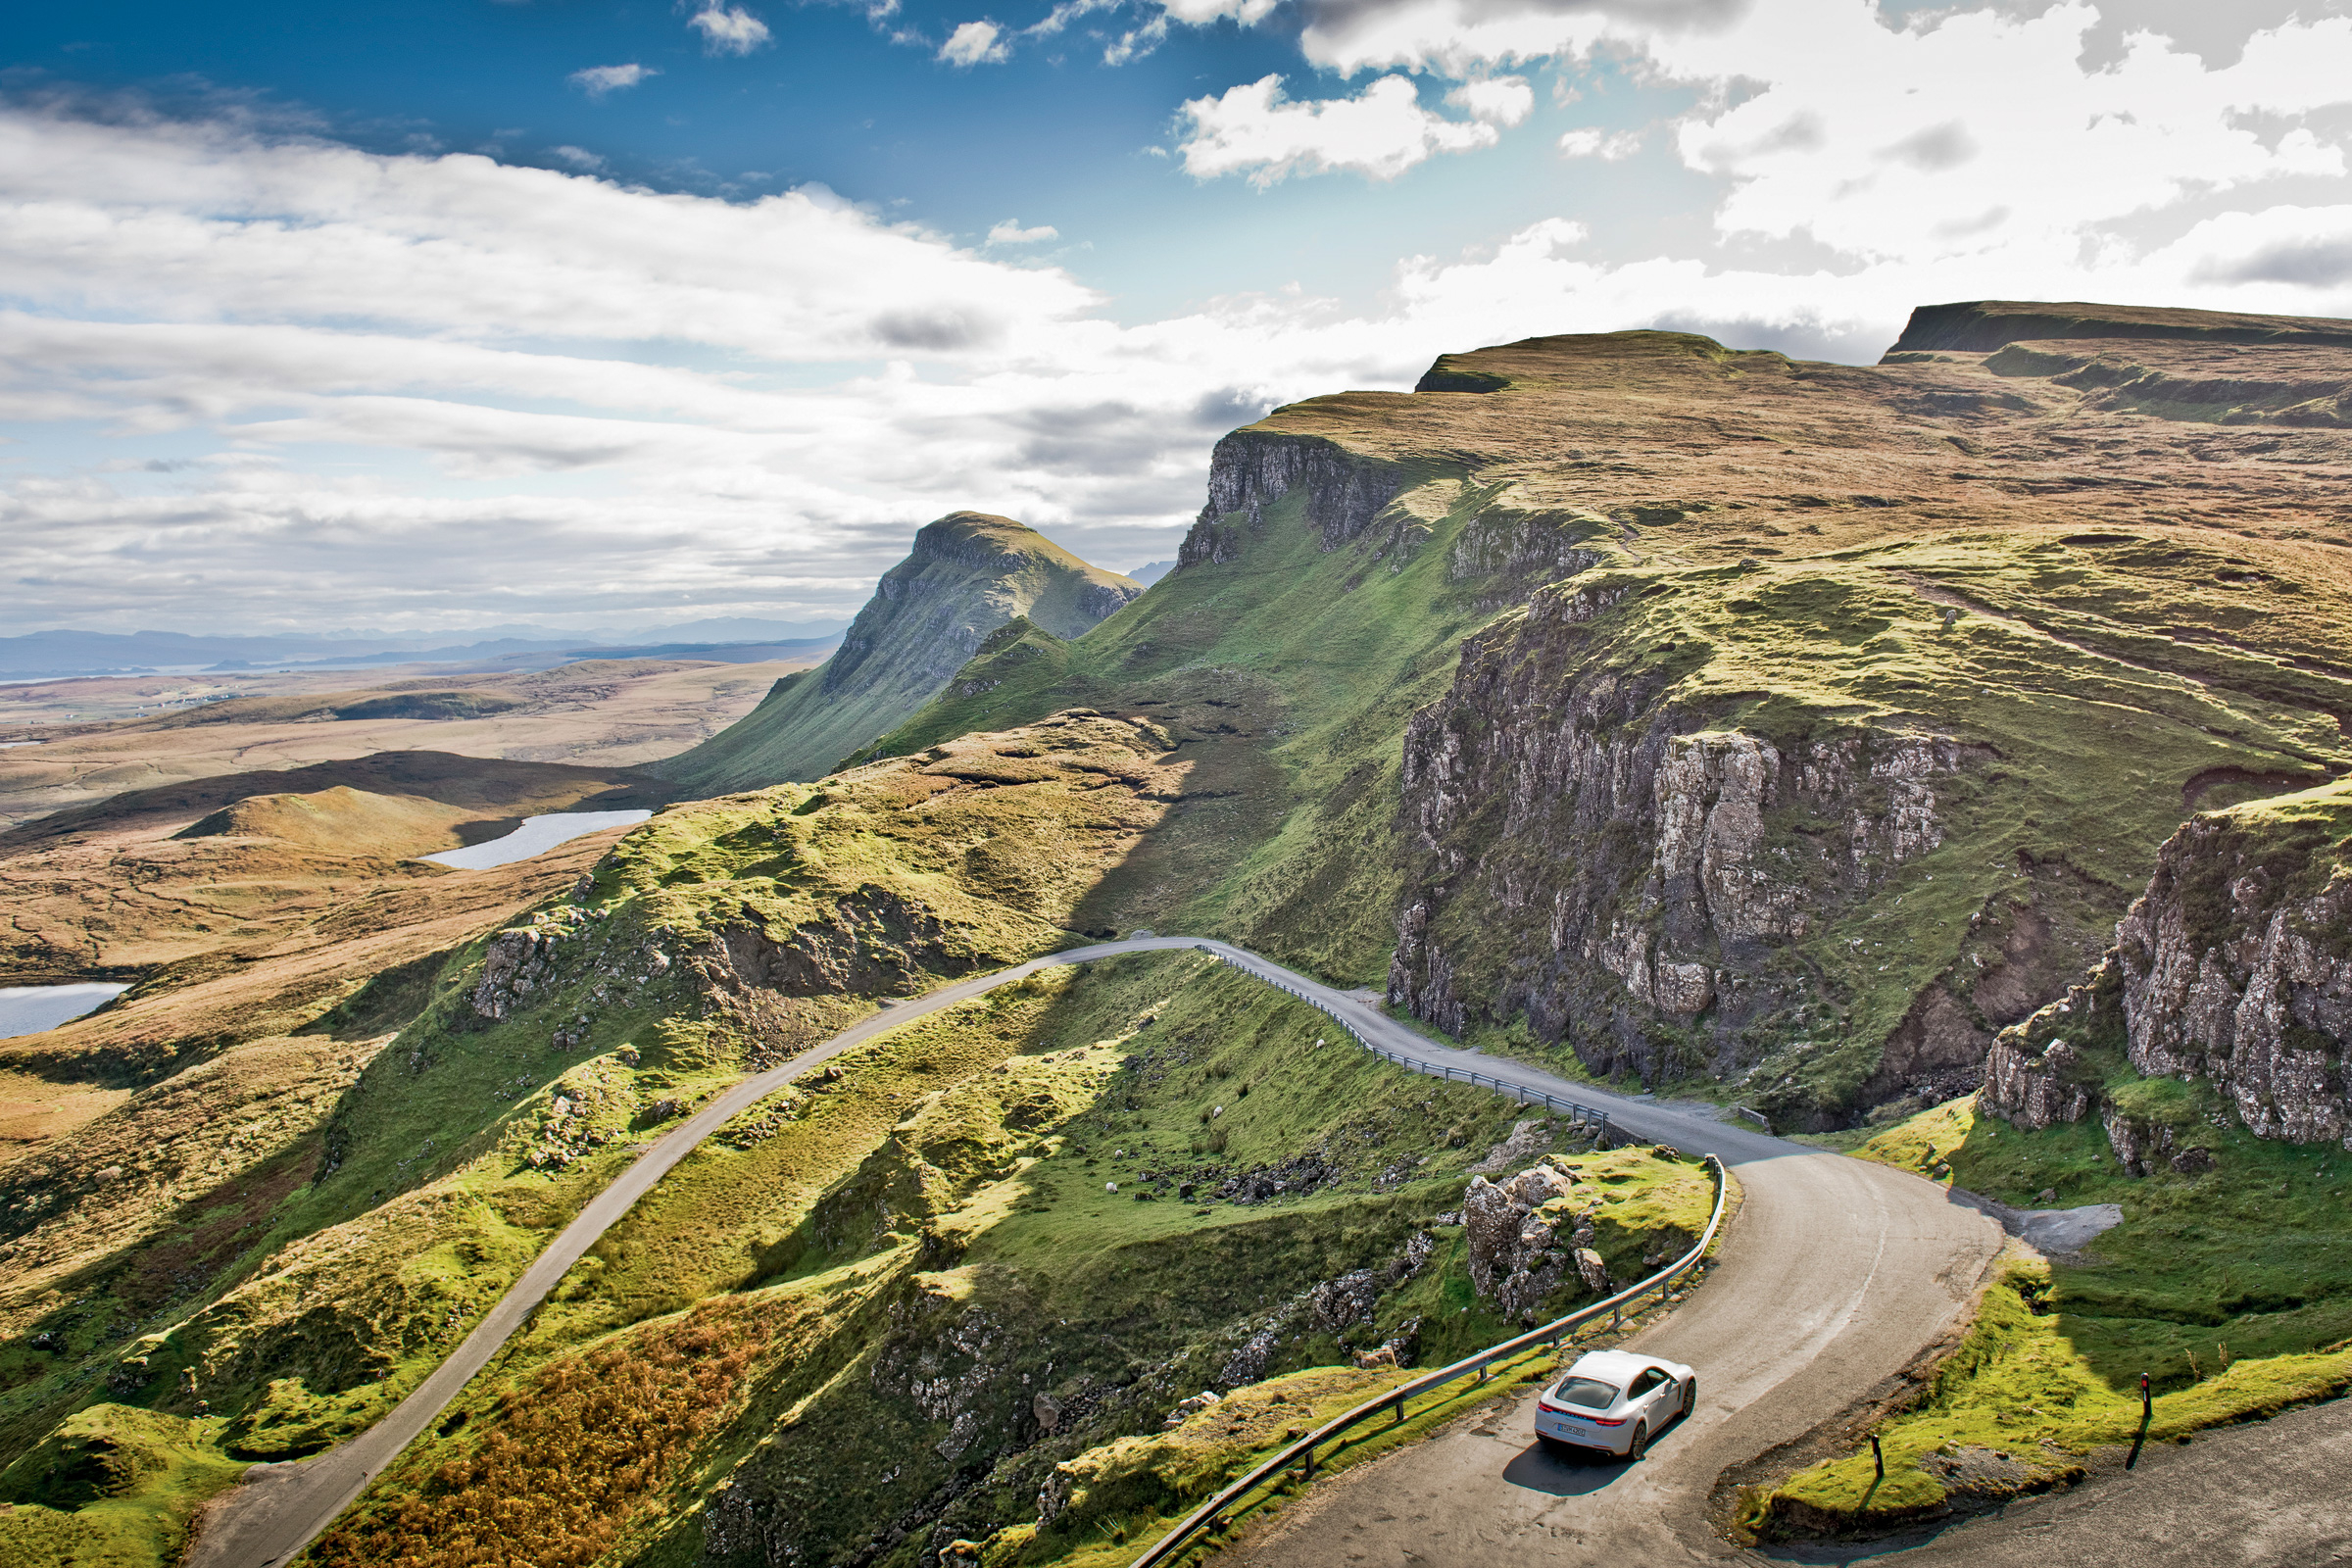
861, 322, 2352, 1122
298, 951, 1705, 1568
0, 715, 1164, 1563
855, 472, 1527, 984
660, 514, 1139, 795
1745, 1089, 2352, 1538
7, 305, 2352, 1567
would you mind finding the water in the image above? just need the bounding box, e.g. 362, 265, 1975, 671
0, 741, 44, 749
0, 982, 131, 1040
420, 809, 652, 870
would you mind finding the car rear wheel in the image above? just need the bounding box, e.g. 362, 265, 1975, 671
1626, 1422, 1648, 1462
1683, 1376, 1698, 1417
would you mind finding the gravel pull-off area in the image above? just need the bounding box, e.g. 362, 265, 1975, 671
1946, 1189, 2126, 1258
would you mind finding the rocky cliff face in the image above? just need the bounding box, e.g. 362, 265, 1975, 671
1179, 429, 1406, 565
1984, 779, 2352, 1163
1350, 313, 2352, 1128
661, 513, 1139, 793
1386, 569, 2070, 1126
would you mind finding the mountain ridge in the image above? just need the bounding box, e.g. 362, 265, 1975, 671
658, 512, 1139, 795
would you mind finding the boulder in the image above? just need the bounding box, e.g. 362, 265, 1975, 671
1464, 1161, 1597, 1317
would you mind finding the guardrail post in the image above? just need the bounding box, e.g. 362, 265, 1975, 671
1394, 1397, 1406, 1427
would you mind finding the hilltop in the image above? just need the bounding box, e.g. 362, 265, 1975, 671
659, 513, 1140, 794
866, 310, 2350, 1127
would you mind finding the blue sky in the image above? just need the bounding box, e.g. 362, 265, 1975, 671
4, 0, 2352, 634
7, 0, 1690, 319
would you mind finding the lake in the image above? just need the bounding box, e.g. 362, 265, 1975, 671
420, 809, 653, 870
0, 982, 131, 1040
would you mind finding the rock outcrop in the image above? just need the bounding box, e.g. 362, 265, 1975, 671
1388, 567, 2022, 1124
1462, 1160, 1601, 1318
660, 513, 1139, 792
2114, 782, 2352, 1144
1184, 429, 1406, 559
1982, 779, 2352, 1161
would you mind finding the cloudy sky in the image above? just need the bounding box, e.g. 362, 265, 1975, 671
5, 0, 2352, 635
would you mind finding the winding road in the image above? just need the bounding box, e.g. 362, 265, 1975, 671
191, 935, 2177, 1568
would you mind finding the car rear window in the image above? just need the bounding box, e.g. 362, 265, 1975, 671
1553, 1377, 1619, 1409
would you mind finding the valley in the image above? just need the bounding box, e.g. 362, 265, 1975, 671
0, 656, 817, 832
0, 300, 2348, 1568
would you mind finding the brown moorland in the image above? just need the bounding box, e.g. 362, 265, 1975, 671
0, 657, 813, 830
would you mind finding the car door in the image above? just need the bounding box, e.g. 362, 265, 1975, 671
1625, 1366, 1671, 1429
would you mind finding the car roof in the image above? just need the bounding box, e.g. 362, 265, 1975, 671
1563, 1349, 1659, 1381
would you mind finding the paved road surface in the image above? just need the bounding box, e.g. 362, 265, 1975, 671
189, 934, 2020, 1568
1220, 943, 2006, 1568
1225, 946, 2352, 1567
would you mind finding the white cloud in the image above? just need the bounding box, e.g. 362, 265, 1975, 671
1445, 75, 1533, 127
548, 145, 607, 172
1178, 74, 1504, 185
1557, 127, 1642, 160
688, 5, 772, 55
987, 218, 1060, 244
18, 5, 2352, 637
567, 64, 656, 99
1027, 0, 1118, 38
939, 20, 1011, 66
1103, 14, 1169, 64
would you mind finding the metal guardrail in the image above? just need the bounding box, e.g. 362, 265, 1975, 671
1126, 1147, 1732, 1568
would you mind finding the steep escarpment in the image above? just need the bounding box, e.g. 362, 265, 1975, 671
1983, 777, 2352, 1164
1887, 298, 2352, 354
857, 314, 2352, 1127
1391, 541, 2347, 1125
661, 514, 1139, 795
1365, 318, 2352, 1125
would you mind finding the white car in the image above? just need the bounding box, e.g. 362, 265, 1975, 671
1532, 1348, 1696, 1461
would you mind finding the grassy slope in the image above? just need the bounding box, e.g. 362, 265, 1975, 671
661, 515, 1139, 795
857, 475, 1513, 984
295, 951, 1715, 1568
0, 718, 1178, 1565
1753, 1090, 2352, 1533
858, 331, 2351, 1122
1415, 528, 2349, 1118
1756, 777, 2352, 1532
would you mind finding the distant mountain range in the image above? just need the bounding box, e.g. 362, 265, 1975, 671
0, 617, 851, 679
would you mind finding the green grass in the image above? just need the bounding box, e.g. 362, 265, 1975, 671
1396, 527, 2349, 1124
1766, 1087, 2352, 1537
0, 1404, 247, 1568
1756, 1261, 2352, 1536
1858, 1092, 2352, 1391
660, 513, 1140, 794
0, 718, 1192, 1537
856, 475, 1523, 984
294, 952, 1718, 1568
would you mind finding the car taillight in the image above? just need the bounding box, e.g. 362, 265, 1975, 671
1536, 1396, 1567, 1413
1585, 1415, 1626, 1427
